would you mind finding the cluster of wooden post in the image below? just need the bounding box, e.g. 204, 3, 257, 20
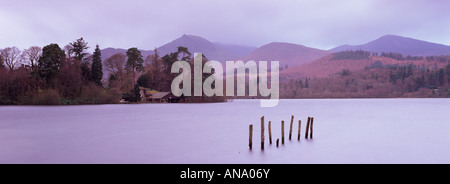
249, 115, 314, 150
305, 117, 314, 139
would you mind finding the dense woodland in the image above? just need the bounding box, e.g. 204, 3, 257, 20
280, 51, 450, 98
0, 38, 224, 105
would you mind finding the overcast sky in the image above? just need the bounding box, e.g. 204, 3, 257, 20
1, 0, 450, 51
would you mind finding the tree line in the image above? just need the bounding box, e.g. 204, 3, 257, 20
1, 38, 224, 105
332, 50, 450, 63
0, 38, 118, 105
331, 50, 373, 60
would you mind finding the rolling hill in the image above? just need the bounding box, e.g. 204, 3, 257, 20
330, 35, 450, 56
214, 42, 257, 59
240, 42, 331, 68
281, 54, 372, 79
282, 51, 449, 79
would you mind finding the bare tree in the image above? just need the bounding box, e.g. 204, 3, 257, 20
22, 46, 42, 69
0, 47, 21, 70
104, 53, 126, 77
64, 44, 74, 60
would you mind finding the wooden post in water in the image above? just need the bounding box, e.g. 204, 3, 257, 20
297, 120, 301, 141
261, 116, 265, 150
281, 120, 285, 144
268, 121, 272, 144
310, 117, 314, 139
276, 138, 280, 147
305, 117, 311, 139
249, 124, 253, 149
289, 115, 294, 140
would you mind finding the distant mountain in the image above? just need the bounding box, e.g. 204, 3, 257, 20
100, 35, 255, 62
101, 48, 126, 61
214, 43, 257, 58
156, 34, 243, 61
330, 35, 450, 56
241, 42, 331, 68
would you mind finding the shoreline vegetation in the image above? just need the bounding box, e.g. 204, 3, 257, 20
1, 39, 450, 105
0, 38, 229, 105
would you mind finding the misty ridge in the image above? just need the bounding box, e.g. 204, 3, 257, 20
1, 34, 450, 105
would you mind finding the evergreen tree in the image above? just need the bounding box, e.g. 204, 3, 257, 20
133, 84, 141, 102
91, 45, 103, 86
109, 74, 117, 82
70, 37, 89, 61
177, 46, 191, 61
305, 78, 309, 88
121, 83, 142, 102
80, 62, 91, 84
438, 68, 445, 86
125, 48, 144, 87
162, 52, 179, 73
298, 79, 304, 88
446, 64, 450, 77
37, 43, 66, 86
415, 75, 426, 89
137, 74, 151, 88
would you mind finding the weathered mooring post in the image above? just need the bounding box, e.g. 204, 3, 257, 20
281, 120, 285, 144
250, 116, 315, 150
289, 115, 294, 140
268, 121, 272, 144
249, 124, 253, 149
297, 120, 301, 141
305, 117, 311, 139
261, 116, 265, 150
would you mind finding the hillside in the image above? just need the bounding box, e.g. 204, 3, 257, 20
280, 51, 450, 98
283, 50, 450, 78
241, 42, 331, 69
281, 54, 371, 79
214, 43, 257, 58
330, 35, 450, 56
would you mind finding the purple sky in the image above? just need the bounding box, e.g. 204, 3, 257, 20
1, 0, 450, 51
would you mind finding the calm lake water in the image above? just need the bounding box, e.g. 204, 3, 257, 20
0, 99, 449, 164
